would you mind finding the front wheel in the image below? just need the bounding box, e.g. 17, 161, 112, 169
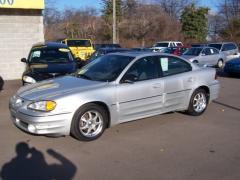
186, 89, 208, 116
71, 104, 108, 141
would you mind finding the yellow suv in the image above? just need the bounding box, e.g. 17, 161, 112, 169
61, 39, 95, 61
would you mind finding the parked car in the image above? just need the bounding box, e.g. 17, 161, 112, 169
61, 39, 95, 60
0, 76, 4, 91
224, 57, 240, 76
208, 42, 239, 61
87, 48, 130, 63
182, 47, 225, 68
21, 42, 78, 85
151, 41, 183, 52
94, 43, 121, 50
130, 47, 153, 52
10, 52, 220, 141
191, 43, 208, 47
161, 46, 190, 56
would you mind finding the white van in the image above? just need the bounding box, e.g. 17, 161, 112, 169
151, 41, 183, 52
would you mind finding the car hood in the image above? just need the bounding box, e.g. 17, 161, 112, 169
181, 55, 197, 60
17, 76, 108, 101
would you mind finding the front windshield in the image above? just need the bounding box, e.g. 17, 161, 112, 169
77, 55, 134, 82
154, 43, 169, 47
184, 48, 202, 56
208, 44, 222, 50
29, 48, 74, 64
67, 40, 91, 47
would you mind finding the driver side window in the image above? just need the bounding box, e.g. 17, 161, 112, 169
121, 56, 159, 83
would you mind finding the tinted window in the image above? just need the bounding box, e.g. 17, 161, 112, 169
122, 56, 159, 82
154, 43, 169, 47
29, 48, 74, 63
77, 55, 134, 82
211, 48, 219, 54
67, 40, 91, 47
208, 44, 222, 50
184, 48, 202, 56
177, 43, 182, 46
202, 48, 212, 55
158, 56, 192, 76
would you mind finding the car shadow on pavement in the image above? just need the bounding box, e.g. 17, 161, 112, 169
0, 142, 77, 180
213, 100, 240, 112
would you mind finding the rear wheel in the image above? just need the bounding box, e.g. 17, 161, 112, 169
186, 89, 208, 116
71, 103, 108, 141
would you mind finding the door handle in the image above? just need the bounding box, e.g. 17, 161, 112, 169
188, 77, 194, 82
152, 83, 162, 88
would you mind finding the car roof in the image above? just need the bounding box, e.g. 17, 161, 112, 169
156, 41, 182, 43
108, 51, 182, 58
209, 42, 236, 45
32, 42, 69, 49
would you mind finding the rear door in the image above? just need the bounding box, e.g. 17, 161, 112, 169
116, 56, 164, 122
158, 56, 193, 111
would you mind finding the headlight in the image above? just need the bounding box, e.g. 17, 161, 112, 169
28, 101, 56, 112
23, 76, 36, 84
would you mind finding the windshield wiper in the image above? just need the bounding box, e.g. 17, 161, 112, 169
77, 74, 92, 80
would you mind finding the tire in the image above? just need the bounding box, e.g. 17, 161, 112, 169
193, 60, 198, 64
186, 89, 208, 116
71, 103, 108, 141
217, 59, 224, 69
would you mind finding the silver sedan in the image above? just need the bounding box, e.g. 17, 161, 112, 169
9, 52, 220, 141
182, 47, 226, 68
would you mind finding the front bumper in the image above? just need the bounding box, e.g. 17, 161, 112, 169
10, 107, 73, 135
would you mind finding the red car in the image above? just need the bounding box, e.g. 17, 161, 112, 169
162, 46, 190, 56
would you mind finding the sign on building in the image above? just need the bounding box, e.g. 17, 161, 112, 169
0, 0, 44, 9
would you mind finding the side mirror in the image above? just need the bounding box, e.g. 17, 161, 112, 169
21, 58, 27, 63
201, 53, 206, 56
121, 74, 137, 84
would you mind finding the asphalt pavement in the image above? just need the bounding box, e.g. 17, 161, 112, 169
0, 75, 240, 180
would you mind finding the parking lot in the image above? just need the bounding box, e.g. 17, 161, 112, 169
0, 74, 240, 180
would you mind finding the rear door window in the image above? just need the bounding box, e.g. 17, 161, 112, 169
158, 56, 192, 77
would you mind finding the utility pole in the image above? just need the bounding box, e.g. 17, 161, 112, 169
113, 0, 117, 44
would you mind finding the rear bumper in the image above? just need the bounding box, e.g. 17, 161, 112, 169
10, 107, 73, 135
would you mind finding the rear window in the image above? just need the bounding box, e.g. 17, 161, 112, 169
154, 43, 169, 47
67, 40, 91, 47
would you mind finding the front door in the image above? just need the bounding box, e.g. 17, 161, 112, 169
116, 56, 164, 123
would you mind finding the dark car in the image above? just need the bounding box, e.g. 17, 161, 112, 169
130, 48, 153, 52
21, 42, 78, 85
161, 46, 190, 56
224, 58, 240, 76
0, 76, 4, 91
191, 43, 208, 47
94, 43, 121, 50
87, 48, 130, 63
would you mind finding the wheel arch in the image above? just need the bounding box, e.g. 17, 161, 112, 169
77, 101, 111, 128
194, 85, 210, 102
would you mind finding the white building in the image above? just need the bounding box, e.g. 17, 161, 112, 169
0, 0, 44, 80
